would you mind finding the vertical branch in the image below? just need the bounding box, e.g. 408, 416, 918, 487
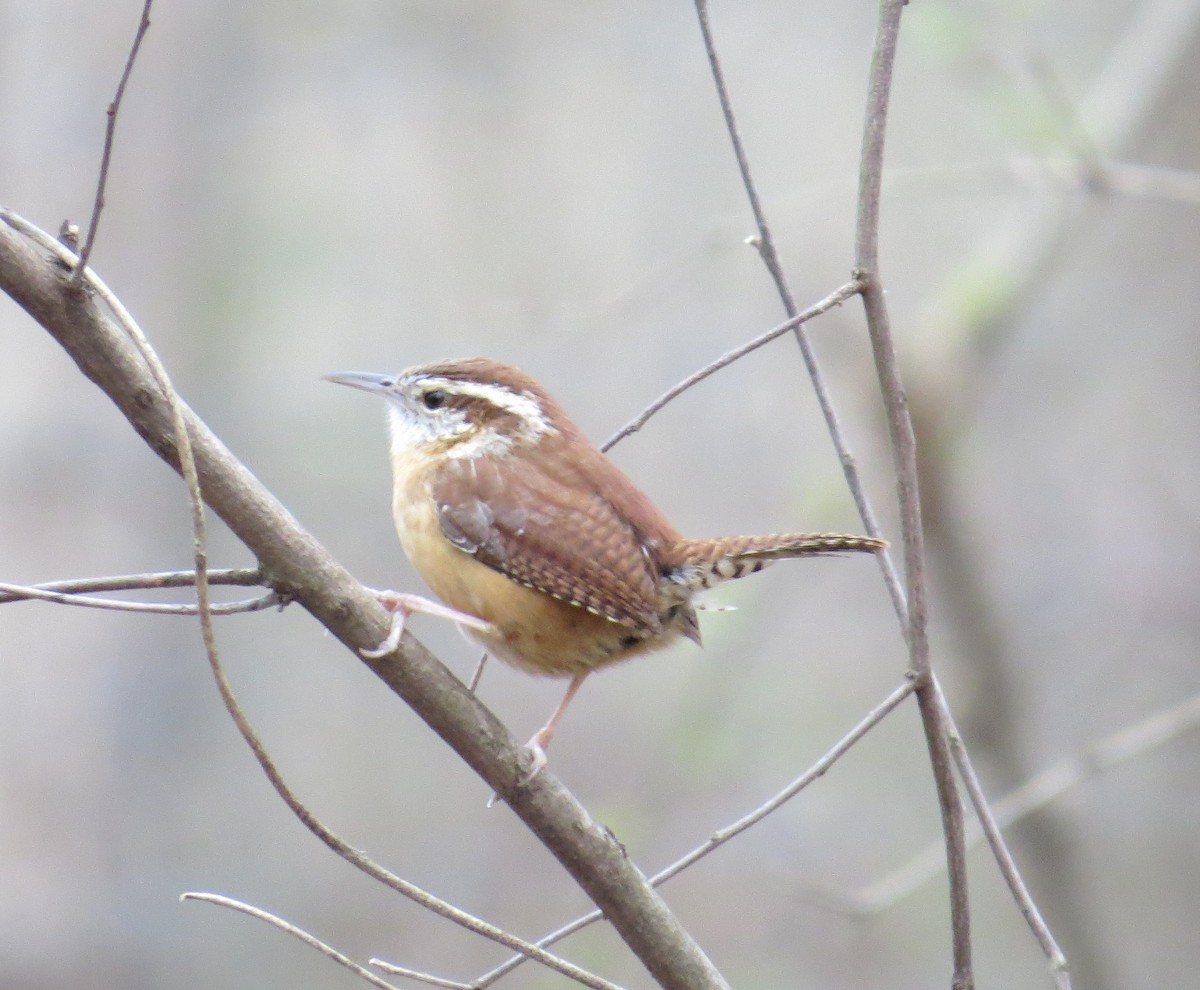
74, 0, 154, 280
853, 2, 973, 987
691, 0, 905, 622
693, 0, 977, 982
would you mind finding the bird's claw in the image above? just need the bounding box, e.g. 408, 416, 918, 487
519, 737, 549, 785
486, 736, 549, 809
361, 590, 493, 658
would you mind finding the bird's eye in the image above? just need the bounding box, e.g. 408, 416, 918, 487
422, 389, 448, 410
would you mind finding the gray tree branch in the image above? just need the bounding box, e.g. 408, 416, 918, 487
0, 214, 729, 990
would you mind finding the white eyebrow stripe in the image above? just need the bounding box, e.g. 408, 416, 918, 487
410, 376, 557, 441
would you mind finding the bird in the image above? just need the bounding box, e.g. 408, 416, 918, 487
326, 358, 885, 773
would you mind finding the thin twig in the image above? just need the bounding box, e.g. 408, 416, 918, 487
371, 959, 473, 990
0, 567, 262, 601
113, 292, 625, 988
938, 687, 1071, 990
890, 10, 1200, 987
692, 0, 790, 299
182, 893, 407, 990
691, 0, 905, 622
467, 651, 489, 692
192, 634, 626, 989
74, 0, 153, 279
473, 680, 917, 987
647, 680, 916, 885
690, 1, 977, 980
854, 3, 973, 985
4, 211, 634, 990
0, 581, 281, 616
844, 689, 1200, 912
601, 280, 862, 451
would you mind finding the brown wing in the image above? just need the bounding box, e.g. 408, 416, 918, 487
430, 453, 665, 634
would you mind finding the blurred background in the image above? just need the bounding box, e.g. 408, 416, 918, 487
3, 1, 1199, 988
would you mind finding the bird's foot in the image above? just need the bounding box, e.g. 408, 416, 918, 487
520, 730, 551, 785
486, 732, 549, 809
362, 590, 494, 659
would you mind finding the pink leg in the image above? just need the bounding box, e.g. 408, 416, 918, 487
486, 673, 591, 805
522, 672, 589, 781
362, 590, 494, 659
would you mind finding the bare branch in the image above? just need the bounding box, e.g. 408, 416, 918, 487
938, 688, 1070, 990
690, 0, 902, 620
602, 280, 862, 451
692, 0, 790, 300
844, 690, 1200, 913
35, 211, 632, 990
688, 0, 984, 982
878, 157, 1200, 208
0, 567, 262, 601
0, 209, 730, 990
0, 580, 281, 616
182, 893, 407, 990
853, 3, 976, 985
370, 960, 475, 990
647, 679, 916, 886
74, 0, 154, 279
473, 680, 917, 987
467, 651, 489, 692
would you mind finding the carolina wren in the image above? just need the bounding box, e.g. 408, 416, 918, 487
327, 358, 884, 767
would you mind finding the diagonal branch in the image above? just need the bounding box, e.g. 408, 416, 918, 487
0, 212, 729, 990
602, 280, 862, 451
93, 233, 619, 988
472, 678, 917, 987
844, 689, 1200, 916
938, 688, 1070, 989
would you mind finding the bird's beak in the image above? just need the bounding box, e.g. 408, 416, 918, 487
323, 371, 397, 395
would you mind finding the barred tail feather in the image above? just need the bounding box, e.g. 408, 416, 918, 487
668, 532, 886, 590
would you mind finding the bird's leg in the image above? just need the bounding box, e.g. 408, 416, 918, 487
521, 672, 589, 782
467, 651, 490, 693
362, 590, 494, 659
486, 672, 591, 808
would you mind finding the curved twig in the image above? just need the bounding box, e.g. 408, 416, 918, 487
0, 567, 262, 601
182, 893, 408, 990
0, 209, 728, 990
0, 581, 281, 616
